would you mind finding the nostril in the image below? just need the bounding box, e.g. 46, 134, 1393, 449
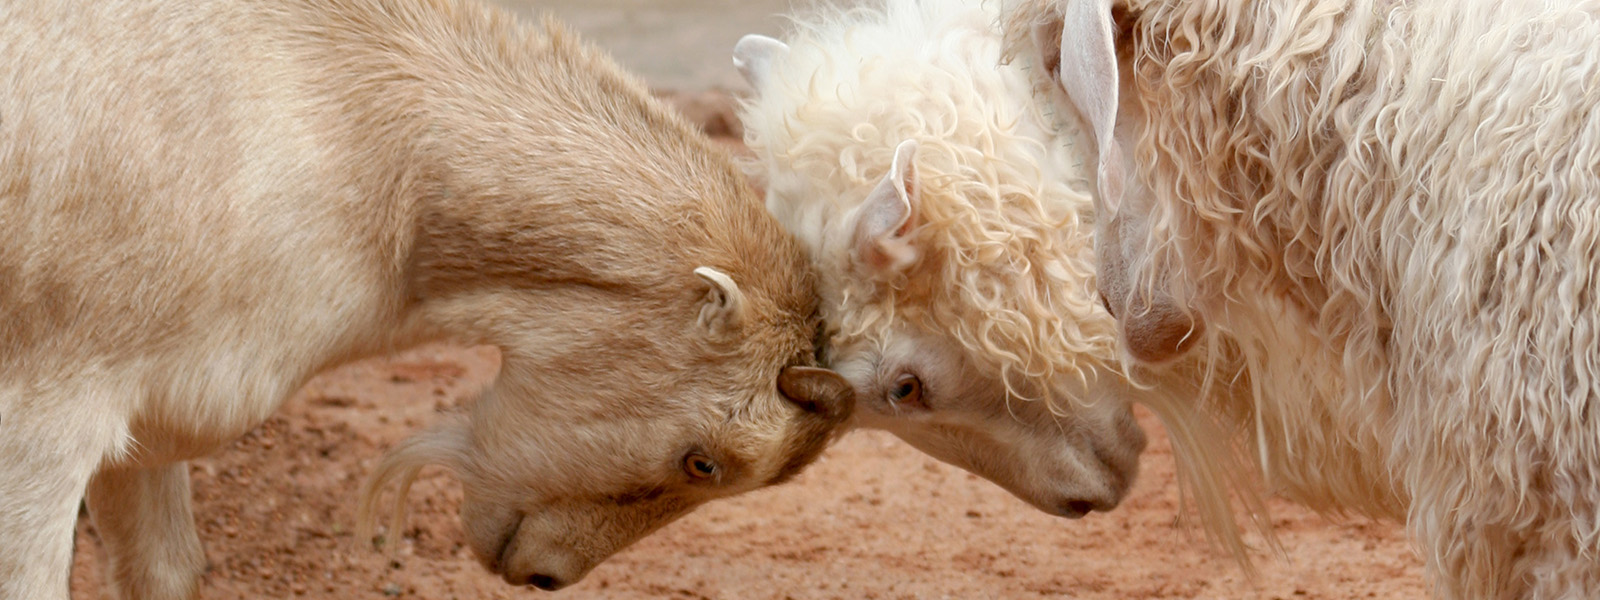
1098, 292, 1116, 318
527, 574, 561, 591
1060, 499, 1099, 519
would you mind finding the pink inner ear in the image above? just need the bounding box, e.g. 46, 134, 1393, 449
853, 140, 921, 273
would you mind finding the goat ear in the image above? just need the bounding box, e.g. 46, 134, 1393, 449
693, 266, 743, 336
733, 34, 789, 91
777, 366, 855, 419
852, 139, 921, 275
1042, 0, 1126, 216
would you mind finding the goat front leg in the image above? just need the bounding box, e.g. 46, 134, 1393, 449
87, 462, 207, 600
0, 386, 125, 600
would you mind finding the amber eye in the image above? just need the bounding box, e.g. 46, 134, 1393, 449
684, 453, 718, 480
888, 373, 923, 408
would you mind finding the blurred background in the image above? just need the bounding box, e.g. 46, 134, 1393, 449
492, 0, 812, 91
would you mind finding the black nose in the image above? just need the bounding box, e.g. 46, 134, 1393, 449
1058, 499, 1101, 519
527, 574, 563, 591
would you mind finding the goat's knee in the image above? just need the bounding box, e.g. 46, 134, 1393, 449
87, 463, 207, 600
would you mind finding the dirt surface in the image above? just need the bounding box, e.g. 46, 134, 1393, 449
69, 94, 1427, 599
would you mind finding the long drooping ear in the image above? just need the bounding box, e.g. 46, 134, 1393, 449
777, 366, 855, 419
852, 139, 921, 275
733, 34, 790, 91
1040, 0, 1125, 216
693, 267, 743, 336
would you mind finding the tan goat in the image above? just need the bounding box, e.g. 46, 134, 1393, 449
0, 1, 852, 598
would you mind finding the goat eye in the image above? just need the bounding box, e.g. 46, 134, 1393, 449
683, 453, 718, 479
888, 373, 923, 407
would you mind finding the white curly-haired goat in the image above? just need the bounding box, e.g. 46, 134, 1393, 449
735, 0, 1269, 561
1011, 0, 1600, 597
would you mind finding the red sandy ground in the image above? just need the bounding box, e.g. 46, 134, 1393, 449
68, 92, 1426, 600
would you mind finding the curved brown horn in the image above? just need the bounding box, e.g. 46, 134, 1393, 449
777, 366, 855, 419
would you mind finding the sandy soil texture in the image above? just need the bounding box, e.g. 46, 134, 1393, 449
67, 94, 1427, 600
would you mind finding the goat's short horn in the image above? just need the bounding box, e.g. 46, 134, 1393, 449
777, 366, 854, 419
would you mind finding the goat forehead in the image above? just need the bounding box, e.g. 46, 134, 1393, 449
826, 309, 957, 359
